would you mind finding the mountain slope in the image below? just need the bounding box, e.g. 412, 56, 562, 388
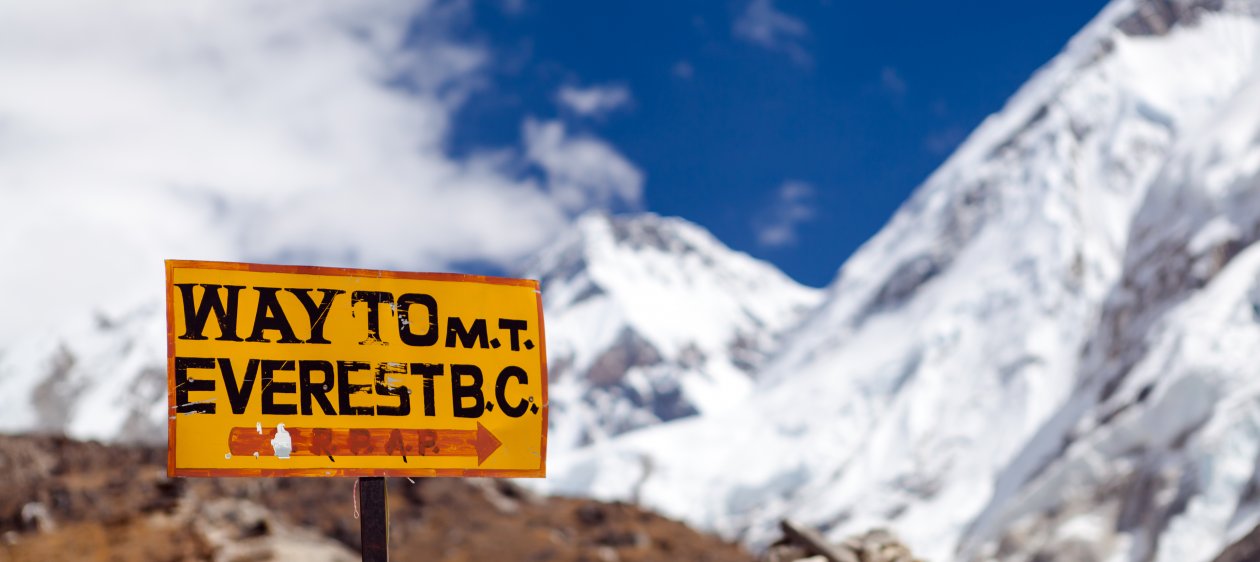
0, 302, 167, 443
961, 20, 1260, 559
0, 212, 822, 457
543, 1, 1260, 561
528, 212, 822, 454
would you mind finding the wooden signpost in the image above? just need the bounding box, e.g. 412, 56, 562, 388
165, 260, 548, 560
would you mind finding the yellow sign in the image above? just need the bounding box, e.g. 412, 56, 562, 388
165, 260, 547, 478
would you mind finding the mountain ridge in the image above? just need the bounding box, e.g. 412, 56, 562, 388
0, 211, 823, 454
543, 2, 1260, 561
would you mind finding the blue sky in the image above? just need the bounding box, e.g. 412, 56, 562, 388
445, 0, 1106, 287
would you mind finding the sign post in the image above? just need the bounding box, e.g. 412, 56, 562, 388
360, 477, 388, 562
165, 260, 548, 559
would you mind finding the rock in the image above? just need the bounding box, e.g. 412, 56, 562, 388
763, 522, 924, 562
19, 503, 52, 533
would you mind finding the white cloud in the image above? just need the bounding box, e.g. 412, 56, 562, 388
0, 0, 638, 341
523, 118, 644, 212
754, 181, 816, 247
733, 0, 810, 65
556, 84, 632, 118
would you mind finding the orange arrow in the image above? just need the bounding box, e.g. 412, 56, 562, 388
228, 423, 503, 465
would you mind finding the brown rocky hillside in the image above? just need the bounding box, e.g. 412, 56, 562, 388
0, 434, 753, 562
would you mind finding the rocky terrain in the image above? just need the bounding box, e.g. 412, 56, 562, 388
764, 522, 926, 562
0, 434, 753, 562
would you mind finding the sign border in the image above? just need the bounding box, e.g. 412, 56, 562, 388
165, 259, 549, 479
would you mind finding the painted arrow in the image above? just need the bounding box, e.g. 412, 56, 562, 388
228, 423, 503, 465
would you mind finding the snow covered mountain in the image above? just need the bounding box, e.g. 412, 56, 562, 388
0, 302, 167, 443
543, 1, 1260, 561
0, 212, 821, 452
529, 213, 822, 454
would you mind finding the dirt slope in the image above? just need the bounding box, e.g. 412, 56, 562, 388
0, 434, 753, 562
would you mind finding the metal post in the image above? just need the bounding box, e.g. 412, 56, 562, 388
359, 477, 389, 562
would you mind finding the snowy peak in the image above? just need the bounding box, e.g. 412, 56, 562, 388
0, 210, 821, 457
0, 302, 167, 443
1116, 0, 1230, 37
544, 3, 1260, 562
529, 212, 823, 451
809, 0, 1260, 343
532, 212, 821, 363
956, 5, 1260, 557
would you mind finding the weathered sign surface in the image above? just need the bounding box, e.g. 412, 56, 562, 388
165, 260, 547, 478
